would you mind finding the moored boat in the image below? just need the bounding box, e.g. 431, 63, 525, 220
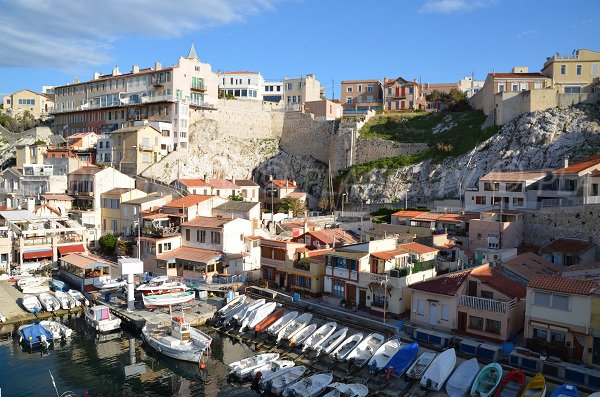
470, 362, 503, 397
38, 292, 61, 312
228, 353, 280, 380
322, 382, 369, 397
22, 295, 42, 314
276, 312, 313, 344
54, 291, 74, 310
331, 333, 363, 361
289, 323, 317, 347
230, 299, 266, 325
142, 290, 195, 308
283, 372, 333, 397
302, 321, 337, 352
520, 373, 546, 397
85, 305, 121, 333
406, 351, 437, 379
239, 301, 277, 332
50, 278, 69, 292
267, 311, 298, 336
254, 308, 285, 333
446, 357, 480, 397
346, 332, 385, 368
260, 365, 307, 395
251, 359, 295, 378
21, 284, 50, 294
39, 320, 73, 340
494, 369, 526, 397
18, 323, 53, 349
17, 276, 48, 290
549, 384, 578, 397
67, 289, 88, 306
385, 341, 419, 376
368, 338, 402, 371
316, 326, 348, 356
136, 275, 188, 295
420, 348, 456, 391
217, 294, 246, 316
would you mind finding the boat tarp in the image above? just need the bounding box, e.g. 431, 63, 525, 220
446, 358, 479, 397
20, 324, 53, 344
425, 349, 455, 385
387, 342, 419, 376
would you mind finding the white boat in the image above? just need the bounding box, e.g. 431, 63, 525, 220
0, 310, 5, 322
332, 333, 364, 361
39, 320, 73, 340
217, 294, 246, 316
94, 277, 126, 290
368, 338, 402, 371
22, 295, 43, 313
239, 301, 276, 332
406, 351, 437, 379
261, 365, 307, 395
446, 357, 480, 397
289, 323, 317, 347
219, 298, 250, 323
231, 299, 266, 325
67, 289, 88, 306
283, 372, 333, 397
276, 313, 313, 343
54, 291, 74, 310
302, 322, 337, 352
38, 292, 61, 312
142, 315, 212, 363
228, 353, 280, 380
142, 291, 195, 308
17, 276, 48, 290
322, 382, 369, 397
137, 275, 189, 295
316, 326, 348, 356
251, 359, 295, 378
420, 348, 456, 391
21, 284, 50, 294
85, 305, 121, 333
267, 311, 298, 336
346, 332, 385, 368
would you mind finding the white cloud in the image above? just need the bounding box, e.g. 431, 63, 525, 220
419, 0, 497, 14
0, 0, 275, 69
517, 29, 539, 39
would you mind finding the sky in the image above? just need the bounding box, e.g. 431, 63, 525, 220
1, 0, 599, 98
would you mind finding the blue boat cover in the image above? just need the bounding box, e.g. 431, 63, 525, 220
387, 342, 419, 376
20, 324, 54, 345
51, 279, 69, 292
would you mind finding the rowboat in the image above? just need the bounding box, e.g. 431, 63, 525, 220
346, 333, 385, 368
549, 384, 578, 397
142, 290, 195, 308
50, 279, 69, 292
21, 284, 50, 294
406, 351, 437, 379
142, 316, 212, 363
520, 373, 546, 397
17, 276, 48, 290
386, 341, 419, 376
38, 292, 61, 312
22, 295, 43, 313
137, 275, 189, 295
230, 299, 266, 325
254, 308, 285, 333
54, 291, 74, 310
260, 365, 307, 395
267, 311, 298, 336
67, 289, 89, 306
315, 327, 348, 356
302, 321, 337, 352
276, 313, 313, 344
219, 298, 251, 324
494, 369, 526, 397
420, 348, 456, 391
217, 294, 246, 316
283, 372, 333, 397
18, 323, 53, 349
228, 353, 280, 380
446, 358, 480, 397
39, 320, 73, 340
289, 323, 317, 347
322, 382, 369, 397
331, 333, 363, 361
470, 362, 503, 397
368, 338, 402, 371
239, 301, 277, 332
251, 359, 295, 378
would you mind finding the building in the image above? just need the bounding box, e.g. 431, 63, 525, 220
408, 212, 466, 236
341, 79, 383, 114
160, 195, 227, 224
52, 44, 217, 141
235, 179, 260, 202
67, 132, 98, 151
110, 125, 163, 175
457, 76, 485, 98
263, 179, 305, 212
263, 81, 283, 103
500, 252, 558, 284
218, 71, 264, 101
539, 238, 597, 266
100, 188, 146, 235
292, 228, 358, 250
283, 75, 322, 109
304, 99, 343, 121
138, 213, 182, 276
467, 211, 524, 254
0, 166, 52, 208
0, 226, 11, 273
2, 89, 53, 119
173, 177, 259, 201
120, 193, 172, 237
40, 194, 73, 215
416, 81, 460, 111
212, 201, 261, 228
60, 253, 119, 292
384, 78, 419, 111
541, 49, 600, 93
537, 154, 600, 206
260, 239, 316, 292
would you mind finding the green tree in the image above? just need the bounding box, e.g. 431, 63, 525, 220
99, 233, 118, 255
276, 197, 306, 217
228, 193, 244, 201
318, 197, 330, 213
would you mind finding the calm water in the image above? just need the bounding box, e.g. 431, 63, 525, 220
0, 314, 259, 397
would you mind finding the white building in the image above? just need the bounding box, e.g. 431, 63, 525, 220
263, 81, 283, 103
218, 71, 264, 101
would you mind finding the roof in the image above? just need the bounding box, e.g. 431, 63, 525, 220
411, 212, 464, 223
489, 72, 547, 79
327, 249, 369, 260
68, 166, 103, 175
302, 228, 358, 245
121, 193, 166, 205
61, 253, 114, 269
141, 213, 170, 220
41, 193, 73, 201
271, 179, 297, 189
528, 275, 599, 295
470, 264, 526, 298
55, 65, 175, 89
539, 238, 596, 254
111, 125, 160, 135
480, 171, 547, 182
287, 192, 307, 200
371, 248, 410, 261
176, 178, 209, 187
591, 170, 600, 177
553, 154, 600, 175
68, 132, 97, 139
235, 179, 259, 187
102, 188, 133, 196
214, 201, 259, 212
163, 195, 214, 208
409, 269, 472, 296
207, 178, 239, 189
0, 210, 40, 222
397, 242, 440, 255
391, 210, 428, 218
181, 216, 235, 228
220, 71, 259, 75
341, 79, 382, 84
157, 247, 222, 263
502, 252, 558, 281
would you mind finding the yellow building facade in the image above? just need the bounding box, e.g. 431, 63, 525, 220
542, 49, 600, 93
101, 188, 146, 235
111, 125, 163, 176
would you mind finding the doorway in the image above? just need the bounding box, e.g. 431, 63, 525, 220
428, 302, 437, 326
458, 311, 467, 332
358, 289, 367, 309
279, 273, 286, 289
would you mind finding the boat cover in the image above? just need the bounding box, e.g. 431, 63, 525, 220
20, 324, 54, 344
387, 342, 419, 376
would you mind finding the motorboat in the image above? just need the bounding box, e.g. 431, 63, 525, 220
67, 289, 89, 306
230, 299, 266, 325
420, 348, 456, 391
276, 312, 313, 344
50, 279, 69, 292
142, 291, 195, 308
136, 275, 189, 295
21, 284, 50, 294
289, 323, 317, 347
18, 323, 53, 349
17, 276, 48, 290
322, 382, 369, 397
315, 327, 348, 356
22, 295, 43, 314
283, 372, 333, 397
520, 373, 546, 397
239, 301, 277, 332
85, 305, 121, 333
471, 362, 502, 397
217, 294, 246, 316
251, 359, 295, 378
494, 369, 526, 397
331, 333, 363, 361
346, 332, 385, 368
446, 358, 480, 397
550, 384, 579, 397
386, 341, 419, 376
38, 292, 61, 312
406, 351, 437, 379
267, 311, 298, 336
260, 365, 307, 395
254, 308, 285, 333
54, 291, 74, 310
94, 277, 126, 290
368, 338, 402, 371
39, 320, 73, 340
302, 321, 337, 352
228, 353, 280, 380
142, 315, 212, 363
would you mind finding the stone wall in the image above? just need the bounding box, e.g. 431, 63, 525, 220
279, 111, 336, 164
354, 137, 428, 165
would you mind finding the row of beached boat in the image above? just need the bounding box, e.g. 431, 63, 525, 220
18, 320, 74, 349
22, 290, 89, 313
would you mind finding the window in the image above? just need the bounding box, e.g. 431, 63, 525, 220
533, 327, 547, 341
441, 304, 449, 321
346, 97, 352, 104
333, 280, 344, 298
372, 293, 385, 307
592, 64, 599, 75
199, 230, 206, 243
564, 179, 577, 191
534, 291, 551, 307
481, 290, 494, 299
512, 197, 524, 207
417, 299, 425, 315
357, 84, 362, 92
534, 82, 543, 89
511, 84, 518, 92
552, 294, 569, 310
592, 184, 599, 196
564, 86, 581, 93
550, 330, 566, 344
506, 182, 523, 192
485, 319, 501, 335
520, 83, 528, 91
475, 196, 487, 205
367, 86, 373, 92
576, 65, 582, 75
210, 231, 221, 245
559, 64, 567, 75
469, 315, 484, 330
185, 229, 190, 241
346, 87, 353, 93
498, 84, 505, 93
484, 182, 499, 191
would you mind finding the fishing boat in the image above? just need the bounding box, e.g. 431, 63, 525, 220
254, 308, 285, 333
17, 276, 48, 290
18, 323, 53, 349
230, 299, 266, 325
50, 279, 69, 292
39, 320, 73, 340
260, 365, 307, 395
322, 382, 369, 397
67, 289, 88, 306
267, 311, 298, 336
420, 348, 456, 391
302, 321, 337, 352
21, 284, 50, 294
38, 292, 61, 312
316, 327, 348, 356
386, 341, 419, 376
54, 291, 74, 310
85, 305, 121, 333
289, 323, 317, 347
228, 353, 280, 380
332, 333, 364, 361
494, 369, 526, 397
446, 358, 480, 397
217, 294, 246, 316
520, 373, 546, 397
368, 338, 402, 371
406, 351, 437, 379
251, 359, 295, 378
239, 301, 277, 332
471, 362, 503, 397
22, 295, 43, 313
346, 333, 385, 368
283, 372, 333, 397
142, 290, 195, 308
276, 313, 313, 344
94, 277, 126, 290
142, 315, 212, 363
550, 384, 578, 397
136, 275, 189, 295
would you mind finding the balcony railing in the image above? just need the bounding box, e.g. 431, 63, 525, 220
141, 95, 177, 104
143, 225, 180, 238
458, 295, 517, 314
191, 85, 207, 92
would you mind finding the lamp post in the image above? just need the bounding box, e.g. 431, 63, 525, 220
405, 189, 410, 210
380, 274, 389, 324
269, 174, 274, 222
341, 192, 347, 219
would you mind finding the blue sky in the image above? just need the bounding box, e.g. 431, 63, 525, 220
1, 0, 599, 98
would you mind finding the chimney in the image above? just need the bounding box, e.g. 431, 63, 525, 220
563, 156, 569, 168
286, 180, 289, 188
74, 76, 80, 84
132, 64, 140, 73
154, 61, 162, 70
112, 65, 120, 76
203, 174, 208, 183
93, 72, 100, 80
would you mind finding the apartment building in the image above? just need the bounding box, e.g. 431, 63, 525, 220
0, 165, 56, 209
542, 49, 600, 93
537, 154, 600, 206
110, 125, 163, 176
384, 77, 419, 111
2, 89, 53, 119
218, 71, 264, 101
467, 211, 524, 254
340, 79, 383, 114
160, 195, 227, 224
283, 74, 322, 108
120, 192, 171, 237
263, 81, 283, 103
100, 188, 146, 235
304, 99, 343, 121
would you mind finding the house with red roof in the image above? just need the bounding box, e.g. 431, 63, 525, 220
173, 177, 260, 202
539, 238, 597, 266
291, 228, 357, 249
263, 179, 306, 212
160, 195, 227, 223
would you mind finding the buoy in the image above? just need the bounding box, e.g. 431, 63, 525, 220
199, 363, 206, 369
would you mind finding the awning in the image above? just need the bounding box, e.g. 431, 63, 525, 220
23, 250, 53, 260
58, 244, 86, 255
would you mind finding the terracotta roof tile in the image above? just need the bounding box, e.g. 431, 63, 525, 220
271, 179, 297, 188
41, 194, 73, 201
528, 275, 599, 295
235, 179, 259, 187
371, 248, 410, 260
157, 246, 222, 263
391, 210, 428, 218
287, 192, 307, 200
68, 166, 103, 175
502, 252, 558, 281
102, 188, 134, 196
409, 269, 471, 296
303, 228, 357, 246
470, 264, 526, 298
163, 195, 214, 208
553, 154, 600, 175
539, 238, 596, 254
480, 171, 547, 182
397, 242, 440, 254
411, 212, 464, 223
221, 71, 258, 75
177, 178, 209, 187
207, 178, 239, 189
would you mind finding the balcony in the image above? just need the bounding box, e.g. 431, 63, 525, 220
293, 259, 311, 271
138, 144, 155, 152
191, 85, 207, 92
143, 225, 180, 238
139, 95, 176, 104
68, 189, 94, 197
458, 295, 517, 314
326, 266, 358, 281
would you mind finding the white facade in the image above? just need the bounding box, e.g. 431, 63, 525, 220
263, 81, 283, 103
218, 72, 264, 101
96, 134, 114, 164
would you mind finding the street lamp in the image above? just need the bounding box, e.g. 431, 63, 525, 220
341, 192, 347, 219
269, 174, 274, 223
380, 274, 389, 324
405, 189, 410, 210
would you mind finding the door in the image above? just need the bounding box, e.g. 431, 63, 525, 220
358, 289, 367, 309
573, 336, 584, 362
346, 284, 356, 307
111, 219, 118, 234
468, 280, 478, 296
279, 273, 286, 289
401, 86, 406, 97
458, 311, 467, 332
401, 100, 405, 109
395, 87, 400, 97
428, 302, 437, 326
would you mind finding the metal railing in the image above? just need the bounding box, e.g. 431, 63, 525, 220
458, 295, 517, 313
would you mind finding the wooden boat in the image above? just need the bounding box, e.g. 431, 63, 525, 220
85, 305, 121, 333
260, 365, 307, 395
471, 362, 503, 397
289, 323, 317, 347
38, 292, 61, 312
54, 291, 74, 310
254, 308, 285, 333
316, 327, 348, 356
549, 384, 578, 397
21, 284, 50, 294
142, 290, 195, 308
420, 348, 456, 391
217, 294, 246, 316
520, 373, 546, 397
50, 279, 69, 292
368, 338, 402, 371
67, 289, 89, 306
385, 341, 419, 376
39, 320, 73, 340
239, 301, 277, 331
230, 299, 266, 325
494, 369, 526, 397
283, 372, 333, 397
22, 295, 43, 314
331, 333, 363, 361
406, 351, 437, 379
136, 275, 189, 295
17, 276, 48, 290
276, 312, 313, 343
267, 311, 298, 336
251, 359, 295, 378
322, 382, 369, 397
228, 353, 280, 380
446, 358, 480, 397
347, 332, 385, 368
302, 321, 337, 352
18, 323, 53, 348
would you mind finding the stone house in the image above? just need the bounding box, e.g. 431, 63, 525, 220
384, 77, 419, 111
